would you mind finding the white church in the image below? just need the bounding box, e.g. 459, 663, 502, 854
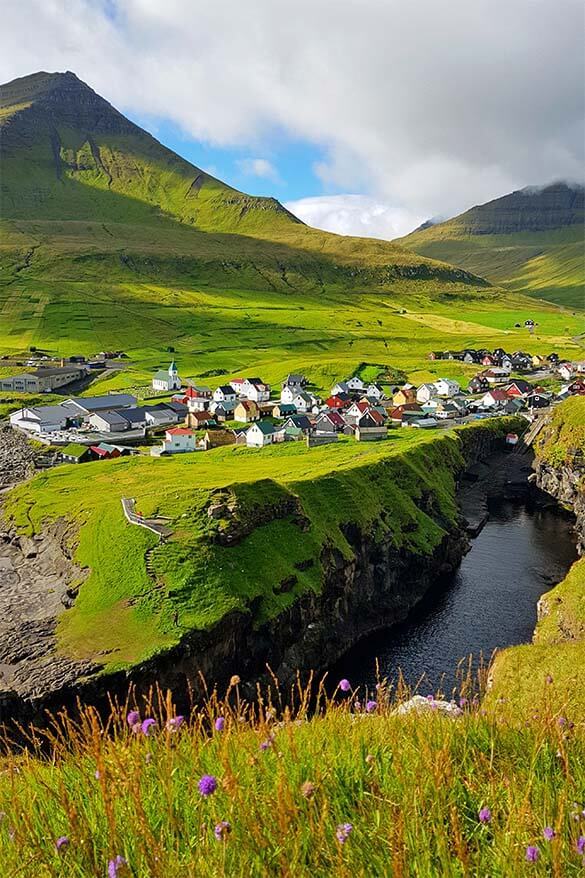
152, 360, 182, 392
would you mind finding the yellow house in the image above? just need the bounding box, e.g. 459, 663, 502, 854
234, 400, 260, 422
393, 387, 417, 406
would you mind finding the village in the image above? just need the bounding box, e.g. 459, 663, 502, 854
3, 346, 585, 464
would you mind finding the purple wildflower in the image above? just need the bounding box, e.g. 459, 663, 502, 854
108, 855, 127, 878
366, 700, 377, 713
336, 823, 353, 844
478, 807, 492, 825
545, 674, 553, 684
543, 826, 555, 841
198, 774, 218, 797
339, 679, 351, 693
259, 735, 275, 751
167, 715, 184, 731
525, 846, 540, 863
576, 836, 585, 855
557, 716, 567, 727
126, 710, 140, 727
459, 697, 468, 708
141, 718, 156, 736
55, 836, 69, 852
354, 701, 362, 711
214, 716, 225, 732
214, 820, 231, 841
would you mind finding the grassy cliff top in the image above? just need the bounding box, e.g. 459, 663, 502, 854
535, 396, 585, 465
3, 420, 515, 672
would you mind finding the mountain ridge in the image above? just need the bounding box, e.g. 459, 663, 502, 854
400, 182, 585, 307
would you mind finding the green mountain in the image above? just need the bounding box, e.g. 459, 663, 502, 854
399, 183, 585, 308
0, 70, 480, 291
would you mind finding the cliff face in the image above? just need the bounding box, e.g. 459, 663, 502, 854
0, 424, 514, 728
533, 460, 585, 553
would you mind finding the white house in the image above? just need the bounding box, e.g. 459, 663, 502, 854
434, 378, 460, 398
366, 383, 385, 400
416, 383, 438, 404
246, 421, 276, 447
293, 392, 314, 413
162, 427, 196, 454
213, 384, 237, 403
152, 361, 181, 392
280, 385, 297, 405
9, 405, 73, 434
345, 376, 365, 392
484, 368, 511, 384
88, 411, 130, 433
558, 363, 575, 381
245, 380, 271, 402
331, 381, 350, 396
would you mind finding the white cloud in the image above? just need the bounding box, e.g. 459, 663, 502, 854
285, 195, 424, 239
236, 157, 280, 183
1, 0, 583, 220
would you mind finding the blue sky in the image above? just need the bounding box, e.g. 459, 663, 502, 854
130, 112, 330, 202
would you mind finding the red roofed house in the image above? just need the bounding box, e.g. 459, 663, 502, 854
325, 394, 350, 410
162, 427, 196, 454
388, 403, 422, 423
505, 379, 532, 397
314, 410, 346, 434
481, 388, 511, 408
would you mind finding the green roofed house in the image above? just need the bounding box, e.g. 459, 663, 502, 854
152, 361, 181, 392
61, 443, 94, 464
246, 420, 276, 448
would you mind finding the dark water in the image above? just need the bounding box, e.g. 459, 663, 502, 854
332, 501, 577, 694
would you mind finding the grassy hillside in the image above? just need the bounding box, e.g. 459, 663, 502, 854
3, 421, 516, 672
1, 678, 584, 876
400, 184, 585, 308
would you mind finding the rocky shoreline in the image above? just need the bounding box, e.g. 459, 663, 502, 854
0, 427, 540, 728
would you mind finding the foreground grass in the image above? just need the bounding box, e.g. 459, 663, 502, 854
0, 678, 584, 877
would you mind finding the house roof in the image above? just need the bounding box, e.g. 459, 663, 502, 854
166, 427, 194, 436
66, 394, 137, 412
120, 408, 147, 424
90, 410, 128, 425
274, 403, 296, 412
152, 370, 171, 381
236, 400, 258, 411
325, 395, 348, 409
285, 415, 311, 430
61, 443, 90, 458
217, 384, 235, 394
318, 411, 345, 426
252, 420, 276, 435
486, 389, 510, 401
285, 373, 306, 383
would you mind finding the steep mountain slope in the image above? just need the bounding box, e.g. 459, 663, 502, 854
0, 71, 479, 289
399, 184, 585, 308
